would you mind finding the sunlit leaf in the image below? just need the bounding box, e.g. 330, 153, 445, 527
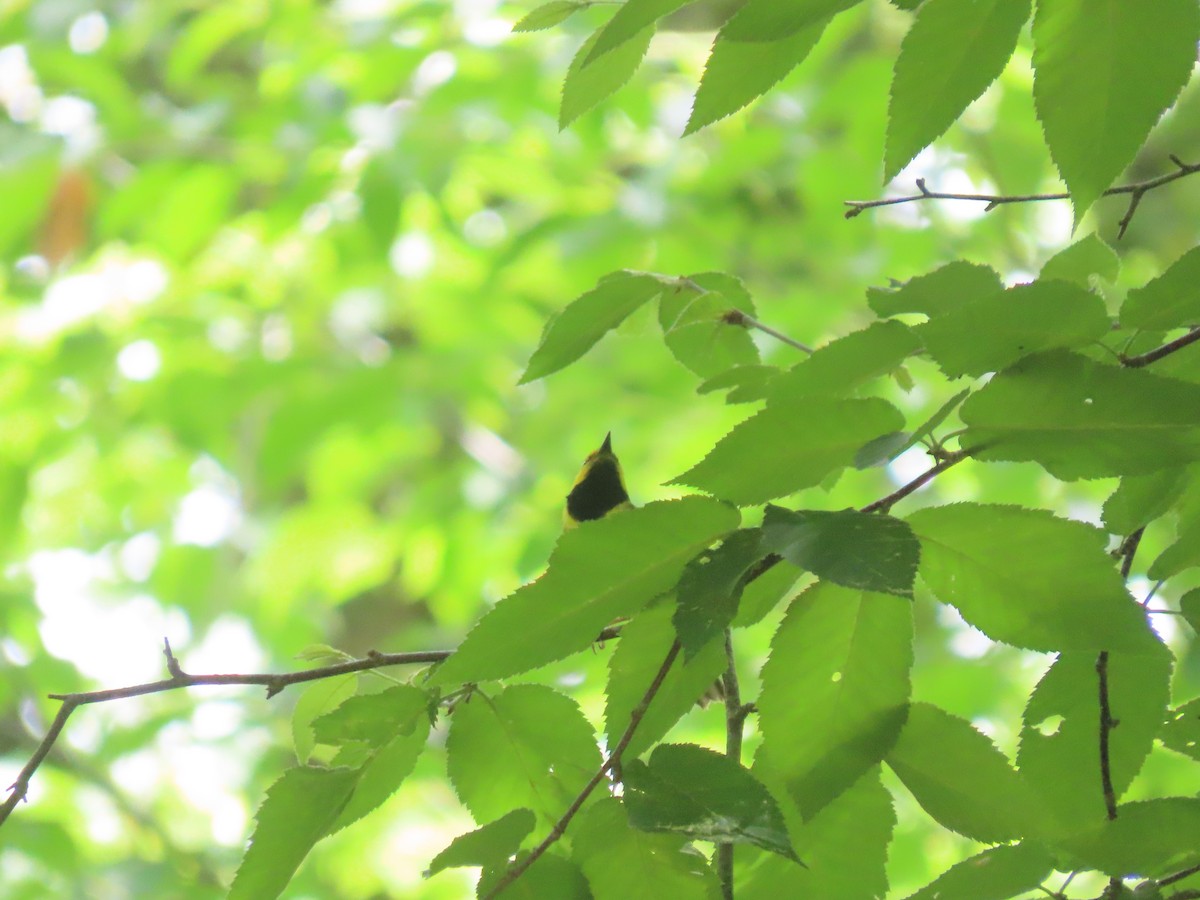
560, 26, 654, 128
1121, 244, 1200, 331
427, 809, 536, 876
867, 261, 1003, 319
904, 843, 1055, 900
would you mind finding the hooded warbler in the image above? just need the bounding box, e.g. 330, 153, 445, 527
564, 432, 632, 529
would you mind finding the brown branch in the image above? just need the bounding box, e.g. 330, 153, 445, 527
481, 641, 682, 900
717, 628, 744, 900
721, 309, 814, 354
1096, 528, 1145, 825
860, 448, 971, 514
1120, 327, 1200, 368
844, 157, 1200, 239
1162, 862, 1200, 888
0, 642, 453, 827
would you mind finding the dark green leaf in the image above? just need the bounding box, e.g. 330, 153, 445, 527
229, 767, 358, 900
625, 743, 800, 861
426, 809, 536, 876
908, 503, 1159, 653
431, 497, 738, 685
904, 843, 1055, 900
1032, 0, 1200, 221
767, 320, 921, 401
674, 528, 764, 659
867, 261, 1003, 319
756, 582, 913, 817
870, 388, 970, 465
885, 0, 1031, 180
961, 351, 1200, 479
477, 852, 591, 899
1019, 649, 1172, 831
520, 270, 669, 383
670, 398, 905, 505
446, 684, 601, 825
1121, 245, 1200, 331
917, 280, 1110, 378
762, 506, 919, 597
1181, 588, 1200, 633
686, 23, 827, 134
886, 703, 1035, 842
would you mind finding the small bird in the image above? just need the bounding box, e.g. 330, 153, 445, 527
564, 433, 632, 529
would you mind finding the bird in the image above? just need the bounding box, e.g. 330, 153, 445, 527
564, 432, 632, 529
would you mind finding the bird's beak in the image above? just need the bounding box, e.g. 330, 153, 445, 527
600, 432, 613, 455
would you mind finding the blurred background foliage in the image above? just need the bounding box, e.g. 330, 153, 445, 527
2, 0, 1199, 897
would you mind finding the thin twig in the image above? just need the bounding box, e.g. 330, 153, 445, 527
1096, 529, 1145, 824
1120, 328, 1200, 368
1162, 861, 1200, 887
0, 644, 452, 827
717, 628, 744, 900
860, 448, 971, 514
844, 158, 1200, 239
481, 641, 682, 899
721, 309, 814, 354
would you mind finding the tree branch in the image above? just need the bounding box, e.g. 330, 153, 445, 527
481, 641, 682, 899
717, 627, 745, 900
1096, 528, 1145, 824
1, 641, 452, 826
844, 157, 1200, 239
1120, 327, 1200, 368
721, 309, 814, 354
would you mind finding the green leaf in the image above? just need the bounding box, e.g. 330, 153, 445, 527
961, 351, 1200, 479
311, 684, 429, 748
478, 852, 591, 898
886, 703, 1034, 842
1102, 469, 1190, 535
446, 684, 601, 825
1031, 0, 1200, 222
867, 261, 1003, 319
1018, 649, 1172, 831
1057, 798, 1200, 878
1182, 588, 1200, 633
426, 809, 536, 876
1160, 696, 1200, 762
513, 0, 584, 32
719, 0, 859, 42
756, 582, 913, 817
572, 798, 721, 899
732, 561, 802, 627
696, 364, 780, 404
431, 497, 738, 685
852, 431, 911, 469
670, 398, 905, 505
908, 503, 1159, 653
659, 272, 760, 378
863, 388, 970, 467
762, 506, 919, 598
1040, 233, 1120, 288
885, 0, 1031, 180
292, 675, 358, 764
767, 320, 921, 402
686, 22, 827, 134
742, 769, 894, 899
624, 743, 800, 861
229, 766, 358, 900
904, 843, 1055, 900
606, 602, 726, 760
519, 270, 669, 383
1149, 510, 1200, 580
674, 528, 764, 659
917, 280, 1111, 378
1121, 244, 1200, 331
560, 25, 654, 128
327, 719, 431, 833
586, 0, 690, 63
